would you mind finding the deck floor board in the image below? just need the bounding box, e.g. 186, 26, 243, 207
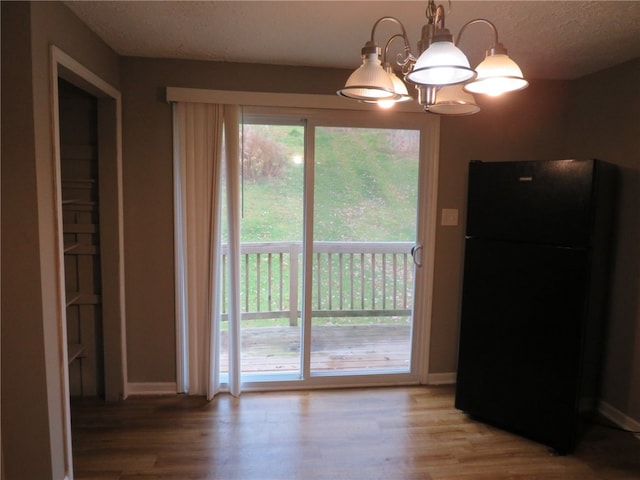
221, 323, 411, 373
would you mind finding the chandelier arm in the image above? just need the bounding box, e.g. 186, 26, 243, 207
426, 1, 437, 23
455, 18, 499, 47
434, 4, 446, 29
425, 1, 445, 27
383, 33, 416, 72
383, 33, 405, 63
370, 16, 414, 63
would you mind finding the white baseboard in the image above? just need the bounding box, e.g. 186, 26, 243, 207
598, 400, 640, 433
126, 382, 178, 396
426, 372, 457, 385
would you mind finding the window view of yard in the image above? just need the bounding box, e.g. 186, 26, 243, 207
220, 121, 420, 378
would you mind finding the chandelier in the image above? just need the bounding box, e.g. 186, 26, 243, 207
337, 0, 529, 115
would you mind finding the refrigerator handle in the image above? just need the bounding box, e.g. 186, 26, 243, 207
411, 244, 423, 267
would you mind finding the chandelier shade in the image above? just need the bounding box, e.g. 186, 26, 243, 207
378, 66, 413, 108
337, 53, 398, 102
464, 51, 529, 96
405, 36, 476, 86
427, 84, 480, 115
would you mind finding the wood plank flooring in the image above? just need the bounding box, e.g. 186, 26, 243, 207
70, 386, 640, 480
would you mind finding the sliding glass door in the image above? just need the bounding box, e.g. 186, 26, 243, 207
221, 107, 435, 388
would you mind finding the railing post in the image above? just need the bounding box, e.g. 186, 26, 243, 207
289, 242, 299, 326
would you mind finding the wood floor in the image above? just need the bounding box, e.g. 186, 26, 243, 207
70, 386, 640, 480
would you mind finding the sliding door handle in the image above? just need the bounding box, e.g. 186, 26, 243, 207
411, 244, 423, 267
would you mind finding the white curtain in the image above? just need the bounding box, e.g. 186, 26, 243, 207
173, 102, 241, 399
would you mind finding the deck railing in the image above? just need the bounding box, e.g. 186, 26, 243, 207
220, 241, 414, 325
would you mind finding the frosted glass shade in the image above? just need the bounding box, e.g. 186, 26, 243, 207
389, 71, 411, 99
464, 53, 529, 96
428, 84, 480, 115
378, 71, 412, 108
337, 53, 397, 102
406, 40, 476, 86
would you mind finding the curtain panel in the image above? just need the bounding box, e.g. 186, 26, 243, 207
173, 102, 241, 399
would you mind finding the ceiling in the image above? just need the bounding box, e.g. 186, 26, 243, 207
65, 1, 640, 81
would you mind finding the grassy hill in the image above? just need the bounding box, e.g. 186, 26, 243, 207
238, 124, 420, 242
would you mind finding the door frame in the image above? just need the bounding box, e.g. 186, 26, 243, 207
50, 45, 128, 477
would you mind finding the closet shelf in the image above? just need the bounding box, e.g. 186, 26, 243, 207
63, 223, 98, 234
61, 199, 97, 206
62, 178, 97, 184
67, 343, 85, 364
66, 292, 82, 307
66, 292, 102, 306
61, 145, 97, 160
64, 243, 99, 255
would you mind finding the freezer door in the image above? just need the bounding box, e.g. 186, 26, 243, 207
466, 159, 594, 246
455, 238, 589, 453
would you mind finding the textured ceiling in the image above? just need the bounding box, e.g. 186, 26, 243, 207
65, 1, 640, 80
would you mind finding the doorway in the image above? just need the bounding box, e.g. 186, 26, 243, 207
58, 78, 104, 397
50, 45, 127, 478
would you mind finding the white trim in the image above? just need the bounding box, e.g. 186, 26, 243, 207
426, 372, 457, 385
49, 49, 74, 480
127, 382, 179, 396
53, 47, 120, 99
301, 117, 315, 380
172, 103, 188, 393
240, 376, 421, 393
598, 400, 640, 433
166, 87, 425, 113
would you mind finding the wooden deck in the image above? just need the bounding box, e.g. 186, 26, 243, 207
221, 323, 412, 373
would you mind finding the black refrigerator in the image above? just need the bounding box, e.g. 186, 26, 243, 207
454, 159, 617, 454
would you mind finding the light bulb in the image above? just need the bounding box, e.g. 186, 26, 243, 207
378, 99, 396, 109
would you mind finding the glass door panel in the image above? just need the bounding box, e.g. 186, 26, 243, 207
310, 126, 420, 374
220, 121, 305, 377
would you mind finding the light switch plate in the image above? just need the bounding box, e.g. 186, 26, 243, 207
441, 208, 459, 226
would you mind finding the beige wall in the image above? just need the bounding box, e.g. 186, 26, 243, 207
1, 2, 120, 479
565, 59, 640, 422
433, 80, 571, 372
1, 3, 53, 478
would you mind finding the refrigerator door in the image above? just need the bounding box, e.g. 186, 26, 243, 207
466, 159, 594, 247
455, 238, 589, 453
